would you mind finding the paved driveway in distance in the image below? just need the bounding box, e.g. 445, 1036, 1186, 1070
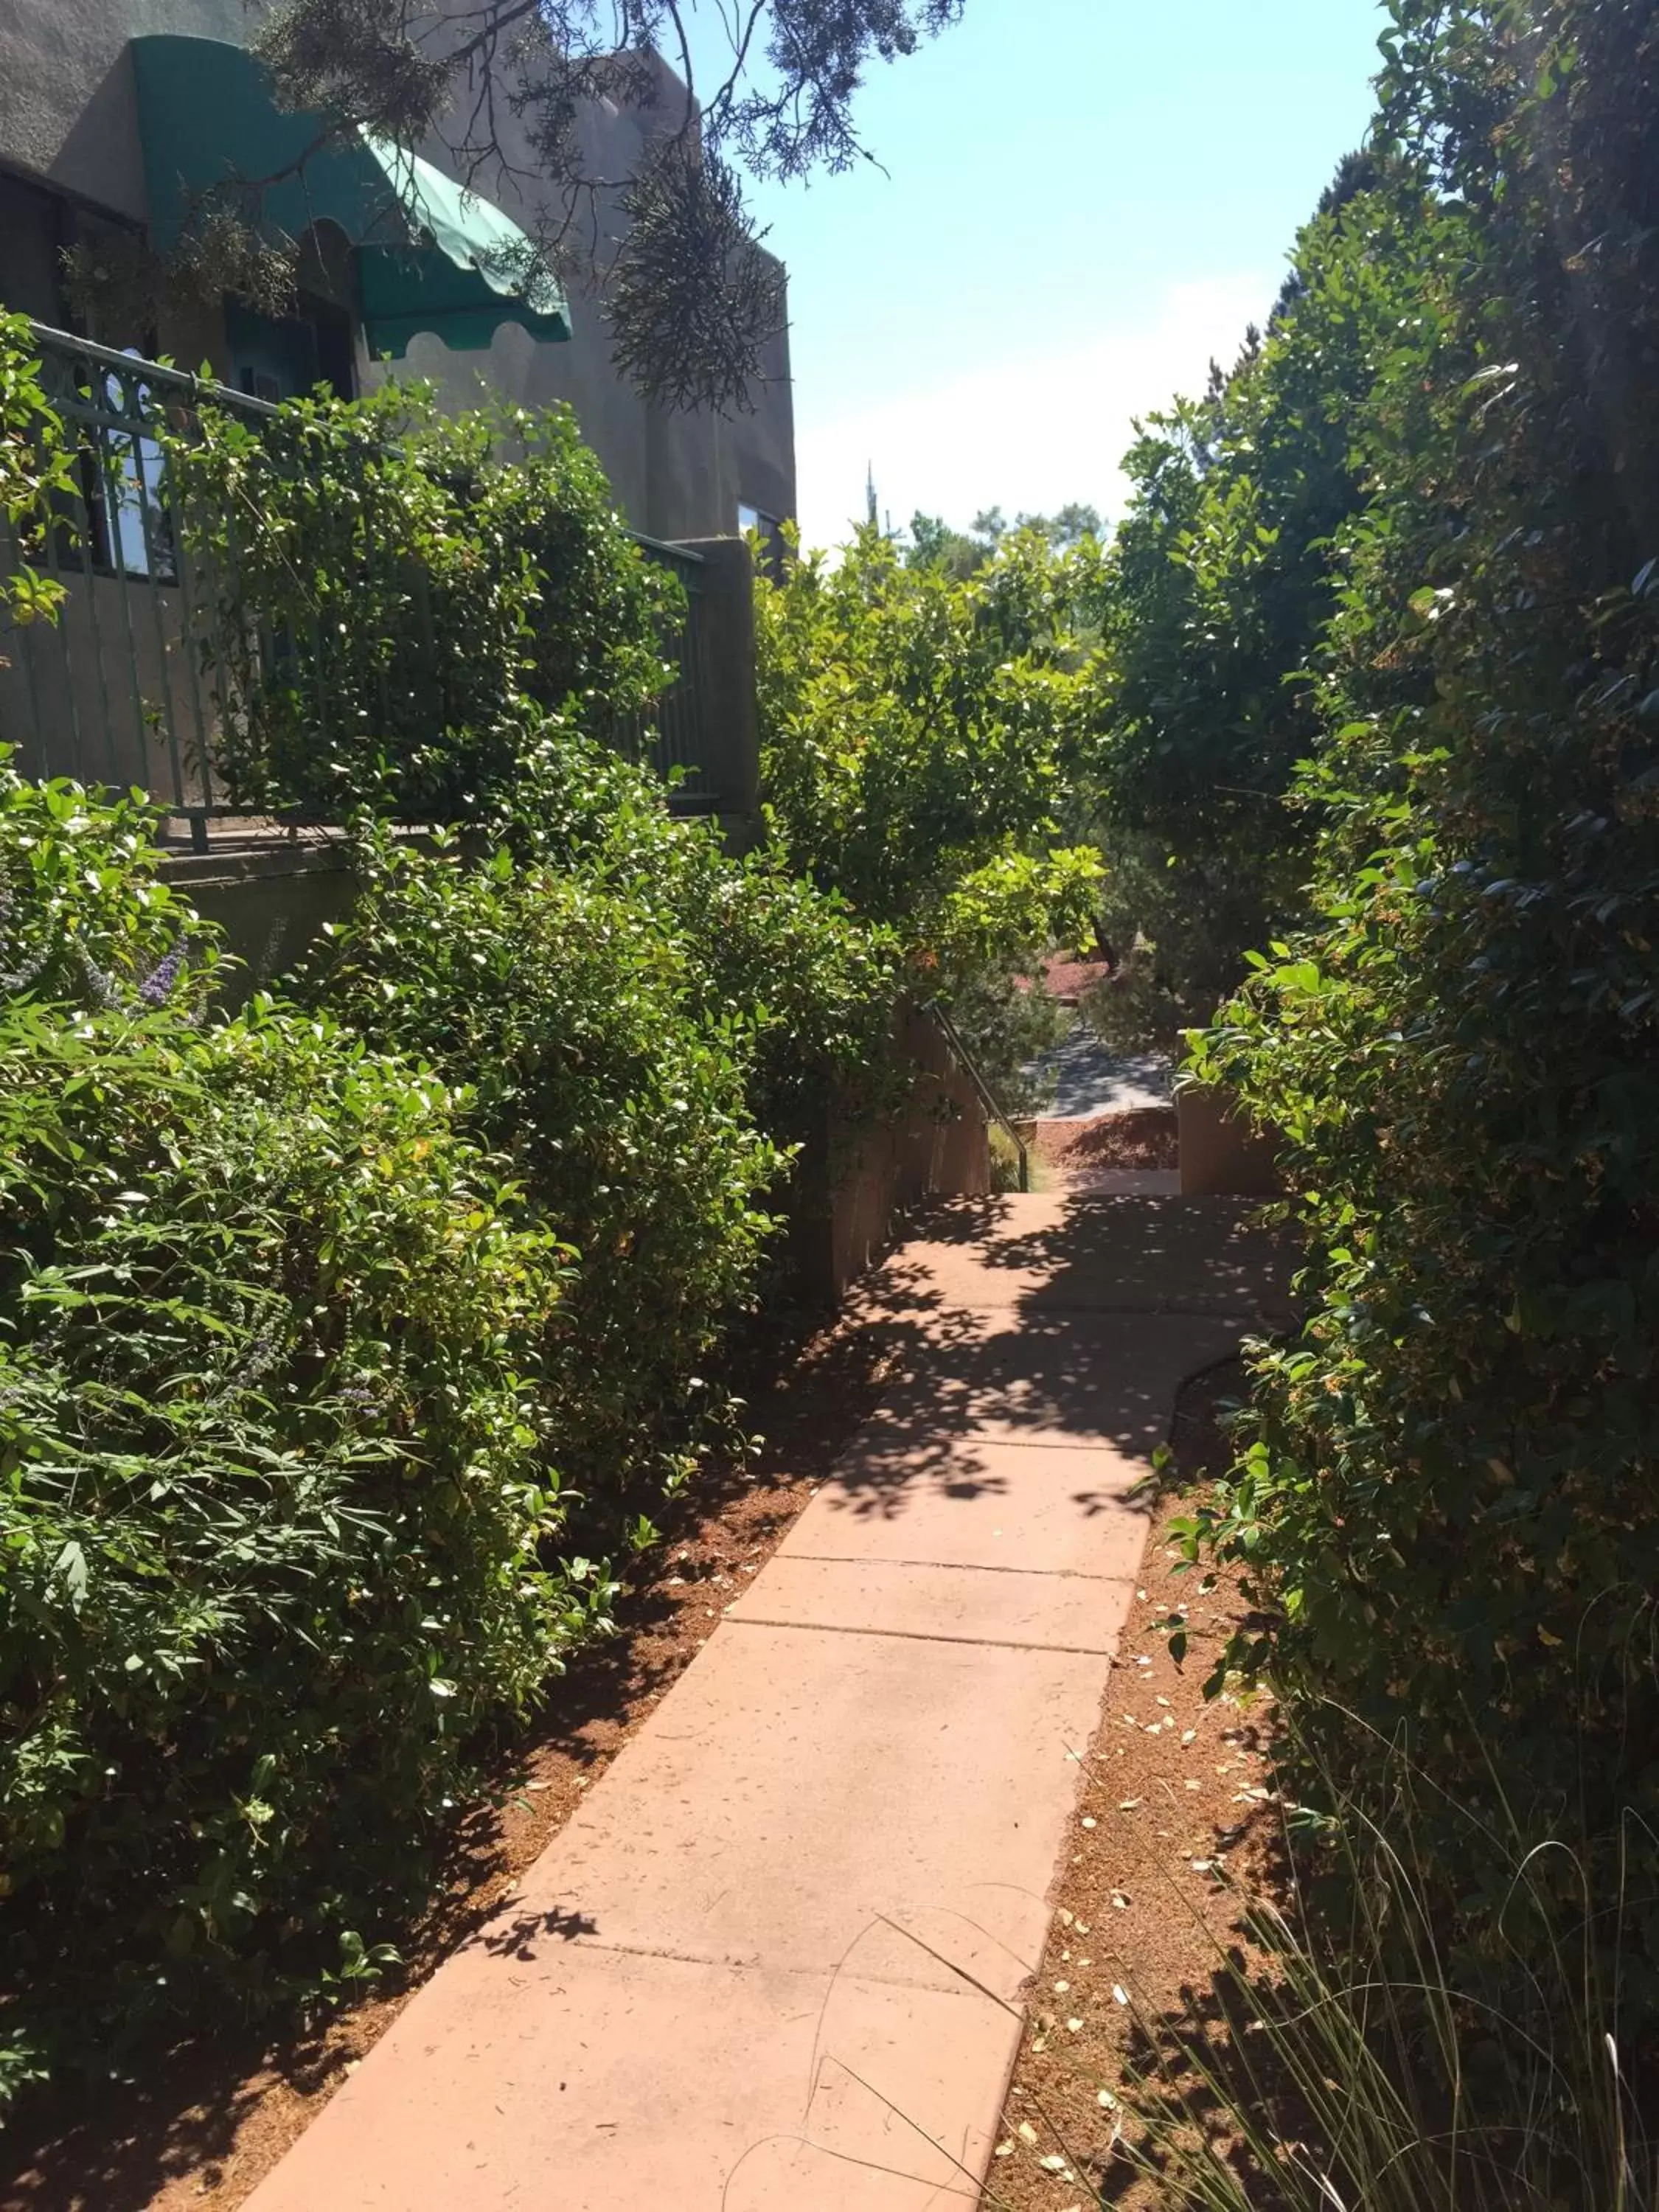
1024, 1025, 1172, 1118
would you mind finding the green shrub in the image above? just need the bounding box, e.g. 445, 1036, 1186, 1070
310, 773, 780, 1505
755, 524, 1103, 1075
0, 763, 585, 2092
1081, 830, 1298, 1051
939, 958, 1069, 1118
0, 311, 75, 635
162, 383, 676, 818
1186, 0, 1659, 1988
0, 351, 907, 2112
480, 720, 901, 1142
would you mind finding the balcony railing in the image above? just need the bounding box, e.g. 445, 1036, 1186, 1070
0, 322, 724, 845
612, 531, 715, 806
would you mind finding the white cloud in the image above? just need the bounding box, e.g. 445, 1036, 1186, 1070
790, 272, 1276, 554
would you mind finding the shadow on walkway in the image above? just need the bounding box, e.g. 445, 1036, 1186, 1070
804, 1193, 1293, 1520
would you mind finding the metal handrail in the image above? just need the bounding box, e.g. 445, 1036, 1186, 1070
922, 998, 1030, 1193
25, 319, 284, 416
627, 527, 704, 567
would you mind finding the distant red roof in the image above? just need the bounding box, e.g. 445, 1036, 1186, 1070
1039, 950, 1111, 1002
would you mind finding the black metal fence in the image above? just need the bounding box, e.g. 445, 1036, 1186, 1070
611, 531, 716, 805
0, 321, 720, 841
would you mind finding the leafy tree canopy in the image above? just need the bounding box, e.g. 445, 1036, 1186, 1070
902, 502, 1103, 578
757, 523, 1105, 983
1079, 154, 1430, 1041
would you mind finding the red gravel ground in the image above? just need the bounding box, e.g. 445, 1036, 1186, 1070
982, 1359, 1288, 2211
1032, 1110, 1178, 1184
1040, 953, 1113, 1003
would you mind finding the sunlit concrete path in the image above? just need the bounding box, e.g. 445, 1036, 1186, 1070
246, 1193, 1290, 2212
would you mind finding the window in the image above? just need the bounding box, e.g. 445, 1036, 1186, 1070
226, 292, 357, 403
29, 345, 178, 584
94, 359, 176, 580
0, 170, 72, 324
737, 501, 785, 578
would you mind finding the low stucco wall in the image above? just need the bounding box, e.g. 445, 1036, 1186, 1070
795, 1006, 992, 1301
1177, 1085, 1281, 1197
160, 838, 356, 1004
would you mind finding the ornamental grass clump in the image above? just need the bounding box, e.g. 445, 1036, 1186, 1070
1054, 1747, 1658, 2212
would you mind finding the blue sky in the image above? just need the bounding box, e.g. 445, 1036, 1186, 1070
738, 0, 1388, 552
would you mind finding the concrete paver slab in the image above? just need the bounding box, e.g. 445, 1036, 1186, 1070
863, 1193, 1290, 1322
778, 1436, 1152, 1577
1061, 1166, 1181, 1194
844, 1310, 1251, 1461
726, 1969, 1019, 2210
725, 1552, 1135, 1654
245, 1945, 1015, 2212
498, 1619, 1110, 2000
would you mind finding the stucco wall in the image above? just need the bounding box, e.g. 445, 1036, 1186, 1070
0, 0, 248, 221
1176, 1085, 1282, 1197
0, 0, 795, 541
375, 10, 794, 539
790, 1006, 993, 1301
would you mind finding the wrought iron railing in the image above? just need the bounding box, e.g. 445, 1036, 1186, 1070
0, 329, 247, 844
0, 321, 720, 843
612, 531, 715, 805
922, 998, 1032, 1192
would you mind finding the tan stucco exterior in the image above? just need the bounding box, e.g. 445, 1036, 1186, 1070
0, 0, 795, 541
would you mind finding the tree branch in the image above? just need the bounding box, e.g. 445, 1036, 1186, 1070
233, 0, 966, 406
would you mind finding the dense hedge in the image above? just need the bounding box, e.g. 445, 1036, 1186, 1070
1185, 0, 1659, 1982
0, 768, 592, 2097
454, 719, 902, 1142
164, 384, 677, 820
1080, 159, 1430, 1043
0, 316, 907, 2098
0, 745, 897, 2100
317, 783, 776, 1503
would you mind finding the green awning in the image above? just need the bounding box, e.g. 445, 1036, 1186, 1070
129, 34, 572, 358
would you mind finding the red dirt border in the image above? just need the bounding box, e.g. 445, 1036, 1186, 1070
982, 1360, 1283, 2211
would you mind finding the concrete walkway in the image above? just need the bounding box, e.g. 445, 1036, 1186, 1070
1023, 1026, 1173, 1118
246, 1193, 1288, 2212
